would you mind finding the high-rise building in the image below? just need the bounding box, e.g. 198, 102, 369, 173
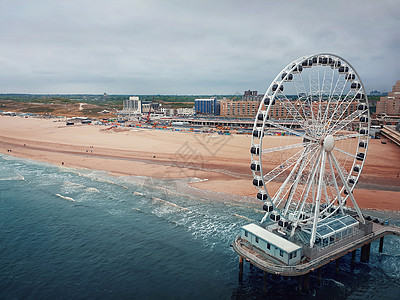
376, 80, 400, 116
194, 98, 219, 115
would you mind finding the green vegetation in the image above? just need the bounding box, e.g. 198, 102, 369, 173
0, 94, 239, 109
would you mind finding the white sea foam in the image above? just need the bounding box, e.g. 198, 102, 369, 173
133, 191, 143, 196
16, 173, 25, 181
55, 193, 75, 202
0, 175, 25, 181
64, 181, 85, 188
86, 187, 99, 193
232, 213, 255, 222
151, 197, 188, 211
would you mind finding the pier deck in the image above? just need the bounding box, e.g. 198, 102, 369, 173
381, 126, 400, 146
233, 222, 400, 276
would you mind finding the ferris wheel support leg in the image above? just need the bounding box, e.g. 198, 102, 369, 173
296, 149, 322, 222
327, 153, 345, 215
310, 150, 326, 248
261, 212, 269, 223
330, 153, 365, 224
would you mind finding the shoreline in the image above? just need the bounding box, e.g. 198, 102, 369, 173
1, 116, 399, 211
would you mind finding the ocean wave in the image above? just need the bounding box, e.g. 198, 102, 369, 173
151, 197, 188, 211
55, 193, 75, 202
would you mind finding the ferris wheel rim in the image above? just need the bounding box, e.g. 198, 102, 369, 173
250, 53, 370, 236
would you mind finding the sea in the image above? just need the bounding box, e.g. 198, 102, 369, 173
0, 154, 399, 299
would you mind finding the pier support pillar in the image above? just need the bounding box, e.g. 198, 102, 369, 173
361, 243, 371, 263
303, 273, 310, 293
238, 256, 243, 282
297, 276, 302, 294
366, 243, 371, 261
335, 258, 340, 275
379, 236, 384, 253
317, 268, 322, 286
263, 271, 267, 293
351, 250, 356, 267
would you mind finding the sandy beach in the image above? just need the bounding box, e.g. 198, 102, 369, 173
0, 116, 399, 211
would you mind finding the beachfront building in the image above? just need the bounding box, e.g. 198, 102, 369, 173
141, 101, 160, 114
220, 98, 259, 117
267, 100, 357, 121
376, 80, 400, 116
119, 96, 160, 118
120, 96, 142, 116
219, 91, 263, 117
194, 98, 219, 115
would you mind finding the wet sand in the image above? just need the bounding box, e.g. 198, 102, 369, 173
0, 116, 399, 210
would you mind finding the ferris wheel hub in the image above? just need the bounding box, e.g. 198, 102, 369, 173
323, 135, 335, 152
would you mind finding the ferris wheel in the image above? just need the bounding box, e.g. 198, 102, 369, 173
251, 53, 370, 247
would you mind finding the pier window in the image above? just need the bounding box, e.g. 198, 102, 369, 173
245, 231, 248, 237
280, 250, 283, 257
255, 236, 259, 243
289, 253, 293, 259
293, 251, 297, 258
267, 243, 270, 250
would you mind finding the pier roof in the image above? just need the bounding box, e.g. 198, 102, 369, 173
242, 223, 301, 253
309, 215, 359, 239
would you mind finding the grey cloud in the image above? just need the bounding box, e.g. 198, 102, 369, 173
0, 0, 399, 94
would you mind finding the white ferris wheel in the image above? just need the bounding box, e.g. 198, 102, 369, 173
251, 53, 370, 247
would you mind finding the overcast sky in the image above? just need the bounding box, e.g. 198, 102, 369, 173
0, 0, 399, 95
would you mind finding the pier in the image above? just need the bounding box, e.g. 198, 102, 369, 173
233, 221, 400, 276
233, 219, 400, 292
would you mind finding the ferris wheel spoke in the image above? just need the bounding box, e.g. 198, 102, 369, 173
328, 111, 362, 135
327, 93, 358, 128
330, 152, 365, 223
282, 147, 319, 216
295, 148, 322, 220
262, 142, 309, 154
325, 80, 353, 128
272, 149, 306, 206
320, 68, 337, 131
306, 72, 317, 137
327, 152, 345, 214
334, 132, 362, 141
291, 146, 321, 215
275, 91, 307, 126
293, 73, 311, 123
316, 66, 328, 132
333, 147, 357, 159
318, 68, 327, 134
310, 149, 327, 247
265, 119, 317, 141
326, 90, 357, 130
263, 144, 318, 183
